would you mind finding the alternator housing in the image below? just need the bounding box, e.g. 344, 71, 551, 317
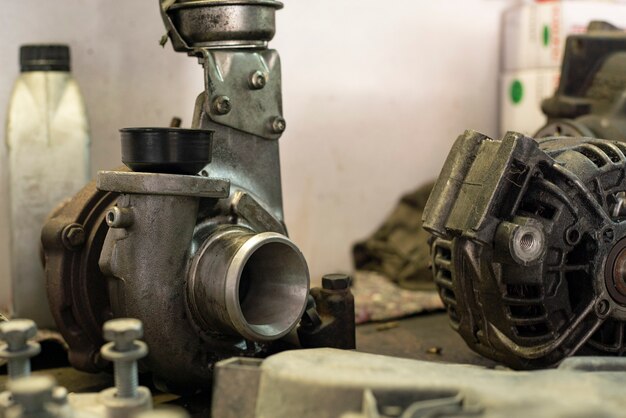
424, 130, 626, 368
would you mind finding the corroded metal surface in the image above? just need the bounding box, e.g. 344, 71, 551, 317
41, 179, 119, 373
41, 0, 349, 394
424, 130, 626, 368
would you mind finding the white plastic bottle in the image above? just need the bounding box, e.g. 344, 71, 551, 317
5, 45, 91, 328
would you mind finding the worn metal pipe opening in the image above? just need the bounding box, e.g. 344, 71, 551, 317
188, 226, 310, 342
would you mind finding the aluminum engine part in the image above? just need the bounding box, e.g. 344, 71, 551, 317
211, 348, 626, 418
537, 21, 626, 139
41, 0, 323, 392
423, 130, 626, 368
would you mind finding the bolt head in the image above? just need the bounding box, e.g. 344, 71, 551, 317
213, 96, 232, 115
103, 318, 143, 351
271, 116, 286, 134
8, 376, 55, 413
249, 70, 267, 89
0, 320, 37, 351
66, 226, 85, 247
604, 228, 615, 243
322, 274, 351, 290
596, 299, 611, 317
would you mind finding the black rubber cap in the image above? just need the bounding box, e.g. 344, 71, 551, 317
20, 45, 70, 72
120, 128, 213, 175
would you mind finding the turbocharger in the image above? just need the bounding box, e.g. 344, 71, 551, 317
41, 0, 354, 392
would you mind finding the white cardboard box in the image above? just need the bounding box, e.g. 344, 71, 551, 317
499, 68, 561, 137
502, 0, 626, 71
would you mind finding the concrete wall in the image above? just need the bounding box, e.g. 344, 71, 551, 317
0, 0, 511, 311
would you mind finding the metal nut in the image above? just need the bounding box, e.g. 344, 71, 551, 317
0, 320, 37, 351
103, 318, 143, 352
270, 116, 286, 134
62, 224, 85, 249
249, 70, 267, 89
322, 274, 351, 291
213, 96, 232, 115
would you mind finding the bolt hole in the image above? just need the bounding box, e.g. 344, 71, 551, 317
519, 233, 536, 252
566, 229, 580, 244
200, 170, 209, 177
596, 299, 610, 316
107, 211, 115, 224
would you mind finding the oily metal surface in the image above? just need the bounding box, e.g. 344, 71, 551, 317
96, 171, 230, 198
41, 179, 119, 373
424, 130, 626, 369
168, 1, 281, 46
298, 282, 356, 351
42, 0, 336, 395
98, 185, 260, 391
197, 50, 285, 140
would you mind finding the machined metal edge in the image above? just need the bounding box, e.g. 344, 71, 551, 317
168, 0, 283, 11
187, 226, 309, 342
97, 171, 230, 198
224, 231, 309, 341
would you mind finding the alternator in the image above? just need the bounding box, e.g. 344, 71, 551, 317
423, 130, 626, 368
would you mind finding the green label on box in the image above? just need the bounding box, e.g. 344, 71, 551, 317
543, 25, 550, 47
510, 80, 523, 104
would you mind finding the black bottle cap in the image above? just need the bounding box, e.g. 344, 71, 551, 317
20, 45, 70, 72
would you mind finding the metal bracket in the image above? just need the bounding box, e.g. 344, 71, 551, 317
231, 191, 286, 234
201, 49, 284, 140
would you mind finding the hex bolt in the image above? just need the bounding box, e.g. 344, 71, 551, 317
8, 375, 55, 416
100, 318, 148, 399
248, 70, 267, 90
322, 273, 351, 291
213, 96, 232, 115
0, 319, 41, 379
270, 116, 286, 134
61, 224, 85, 249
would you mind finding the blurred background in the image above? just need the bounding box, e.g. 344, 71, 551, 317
3, 0, 622, 314
0, 0, 511, 309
